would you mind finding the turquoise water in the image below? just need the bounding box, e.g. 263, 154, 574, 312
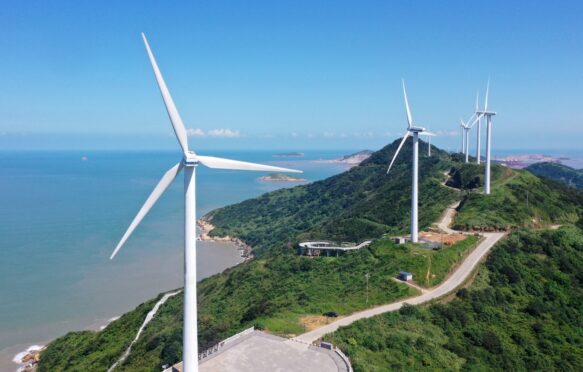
0, 150, 349, 368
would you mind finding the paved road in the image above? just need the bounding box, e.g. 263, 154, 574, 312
294, 203, 505, 344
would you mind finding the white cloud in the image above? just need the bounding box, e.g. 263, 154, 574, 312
186, 128, 241, 138
353, 132, 374, 137
207, 128, 241, 137
186, 128, 205, 137
436, 130, 458, 137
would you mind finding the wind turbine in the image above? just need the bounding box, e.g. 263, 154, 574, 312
473, 92, 481, 164
420, 131, 435, 157
110, 34, 302, 372
460, 119, 470, 163
387, 80, 434, 243
475, 80, 496, 194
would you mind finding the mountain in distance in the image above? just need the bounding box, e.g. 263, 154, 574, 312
526, 161, 583, 189
36, 139, 583, 371
272, 152, 304, 158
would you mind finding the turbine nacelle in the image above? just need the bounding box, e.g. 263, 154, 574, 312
476, 110, 497, 116
409, 126, 426, 133
184, 151, 199, 167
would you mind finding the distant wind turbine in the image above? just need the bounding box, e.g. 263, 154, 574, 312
464, 92, 482, 164
473, 92, 482, 164
475, 80, 496, 194
110, 33, 302, 372
460, 119, 470, 163
387, 80, 435, 243
420, 131, 435, 157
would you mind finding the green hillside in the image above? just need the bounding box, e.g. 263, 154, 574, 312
453, 166, 583, 231
526, 161, 583, 189
207, 139, 456, 256
37, 140, 583, 371
326, 226, 583, 371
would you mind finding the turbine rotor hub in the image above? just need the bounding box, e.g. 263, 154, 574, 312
184, 151, 199, 167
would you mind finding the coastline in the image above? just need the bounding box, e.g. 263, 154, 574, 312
10, 316, 121, 372
197, 218, 254, 261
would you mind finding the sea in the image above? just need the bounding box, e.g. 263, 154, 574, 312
0, 150, 350, 371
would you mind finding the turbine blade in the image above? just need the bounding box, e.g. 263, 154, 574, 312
468, 113, 484, 128
475, 91, 480, 112
142, 33, 190, 154
402, 79, 413, 128
110, 162, 183, 259
197, 155, 302, 173
484, 78, 490, 111
387, 132, 410, 174
419, 131, 436, 136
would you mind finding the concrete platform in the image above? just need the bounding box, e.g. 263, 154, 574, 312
169, 331, 350, 372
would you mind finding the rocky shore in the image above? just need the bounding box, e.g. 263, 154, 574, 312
14, 345, 43, 372
197, 218, 253, 260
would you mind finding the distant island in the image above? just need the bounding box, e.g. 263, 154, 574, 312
496, 154, 570, 169
259, 173, 308, 182
273, 152, 304, 158
314, 150, 373, 167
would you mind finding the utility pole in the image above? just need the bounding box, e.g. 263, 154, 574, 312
365, 273, 370, 304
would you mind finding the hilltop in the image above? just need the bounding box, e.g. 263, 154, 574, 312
37, 139, 583, 371
526, 161, 583, 189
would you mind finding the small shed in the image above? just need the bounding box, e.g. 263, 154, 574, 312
394, 237, 407, 245
398, 271, 413, 282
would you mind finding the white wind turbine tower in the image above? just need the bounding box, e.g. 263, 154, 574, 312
387, 80, 434, 243
460, 119, 470, 163
109, 34, 302, 372
473, 92, 482, 164
475, 80, 496, 194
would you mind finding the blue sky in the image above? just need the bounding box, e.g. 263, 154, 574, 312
1, 1, 582, 151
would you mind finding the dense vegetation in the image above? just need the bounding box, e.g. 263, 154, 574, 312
207, 139, 457, 256
327, 227, 583, 371
37, 140, 583, 371
526, 161, 583, 189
